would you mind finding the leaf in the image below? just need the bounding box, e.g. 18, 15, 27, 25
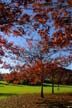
0, 60, 3, 64
0, 50, 4, 56
8, 42, 14, 47
0, 3, 4, 12
26, 39, 32, 49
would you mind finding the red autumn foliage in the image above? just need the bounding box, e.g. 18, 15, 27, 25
0, 0, 72, 97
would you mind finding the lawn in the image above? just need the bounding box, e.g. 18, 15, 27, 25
0, 82, 72, 99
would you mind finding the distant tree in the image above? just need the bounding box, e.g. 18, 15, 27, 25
0, 73, 3, 81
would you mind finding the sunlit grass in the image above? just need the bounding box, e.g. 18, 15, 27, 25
0, 82, 72, 99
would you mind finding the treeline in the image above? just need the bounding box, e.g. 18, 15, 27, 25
1, 63, 72, 85
2, 62, 49, 85
3, 71, 41, 85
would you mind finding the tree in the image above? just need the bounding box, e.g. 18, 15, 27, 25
0, 0, 72, 97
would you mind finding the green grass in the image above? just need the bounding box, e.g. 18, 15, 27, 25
0, 82, 72, 99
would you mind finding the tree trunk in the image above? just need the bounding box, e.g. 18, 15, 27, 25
52, 80, 54, 94
52, 73, 54, 94
41, 81, 44, 98
57, 81, 60, 91
41, 70, 44, 98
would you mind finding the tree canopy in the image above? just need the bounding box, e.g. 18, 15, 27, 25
0, 0, 72, 71
0, 0, 72, 98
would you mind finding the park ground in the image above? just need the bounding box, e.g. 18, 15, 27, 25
0, 81, 72, 108
0, 81, 72, 98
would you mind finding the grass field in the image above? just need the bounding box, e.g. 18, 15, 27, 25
0, 81, 72, 99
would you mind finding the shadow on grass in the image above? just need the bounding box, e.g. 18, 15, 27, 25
31, 83, 60, 87
0, 93, 17, 98
43, 83, 72, 88
0, 85, 5, 87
